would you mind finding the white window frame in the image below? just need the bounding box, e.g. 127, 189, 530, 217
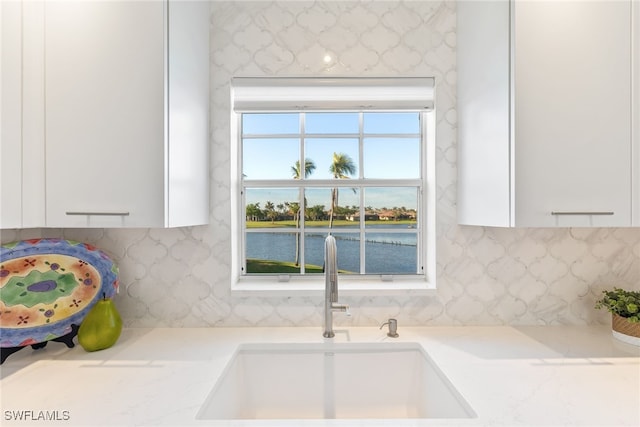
230, 78, 436, 296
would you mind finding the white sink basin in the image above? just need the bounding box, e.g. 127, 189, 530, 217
197, 342, 475, 420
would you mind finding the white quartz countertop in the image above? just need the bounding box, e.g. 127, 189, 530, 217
1, 325, 639, 427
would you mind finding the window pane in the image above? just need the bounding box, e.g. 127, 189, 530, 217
334, 233, 360, 274
363, 112, 419, 134
303, 232, 360, 274
365, 232, 417, 274
245, 188, 299, 224
303, 188, 329, 223
305, 139, 359, 180
245, 232, 300, 274
305, 187, 360, 228
242, 113, 299, 134
363, 137, 420, 179
303, 232, 326, 273
363, 187, 418, 228
305, 112, 359, 134
243, 138, 300, 180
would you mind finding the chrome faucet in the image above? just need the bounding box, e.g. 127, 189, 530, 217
323, 235, 349, 338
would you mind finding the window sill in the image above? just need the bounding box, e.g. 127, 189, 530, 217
231, 276, 436, 297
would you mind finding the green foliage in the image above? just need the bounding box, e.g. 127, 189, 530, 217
246, 219, 416, 228
595, 288, 640, 323
246, 259, 324, 274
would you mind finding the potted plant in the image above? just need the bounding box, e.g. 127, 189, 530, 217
595, 288, 640, 346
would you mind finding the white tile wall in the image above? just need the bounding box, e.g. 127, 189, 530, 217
3, 1, 639, 327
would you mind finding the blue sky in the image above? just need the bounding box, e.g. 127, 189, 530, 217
242, 112, 421, 210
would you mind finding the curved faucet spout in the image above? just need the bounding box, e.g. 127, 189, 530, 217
323, 235, 349, 338
325, 235, 338, 299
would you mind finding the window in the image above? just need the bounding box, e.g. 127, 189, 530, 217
231, 78, 435, 294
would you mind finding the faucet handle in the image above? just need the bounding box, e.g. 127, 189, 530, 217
332, 302, 350, 315
380, 318, 399, 338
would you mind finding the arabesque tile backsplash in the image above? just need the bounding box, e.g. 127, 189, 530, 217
2, 1, 639, 327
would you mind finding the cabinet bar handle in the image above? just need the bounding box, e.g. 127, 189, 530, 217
550, 211, 614, 216
65, 211, 130, 216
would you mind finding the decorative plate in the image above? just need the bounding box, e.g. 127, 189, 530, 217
0, 239, 119, 348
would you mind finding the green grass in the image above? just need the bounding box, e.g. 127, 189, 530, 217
246, 258, 324, 274
246, 259, 356, 274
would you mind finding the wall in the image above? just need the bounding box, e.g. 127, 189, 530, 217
3, 0, 639, 327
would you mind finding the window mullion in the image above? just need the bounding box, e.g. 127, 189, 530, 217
299, 112, 306, 273
239, 114, 247, 276
419, 112, 427, 275
358, 112, 366, 274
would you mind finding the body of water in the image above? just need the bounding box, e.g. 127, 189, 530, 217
246, 225, 418, 274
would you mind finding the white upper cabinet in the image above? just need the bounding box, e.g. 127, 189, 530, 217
1, 1, 24, 229
1, 0, 209, 229
1, 1, 46, 229
458, 0, 635, 227
44, 0, 209, 228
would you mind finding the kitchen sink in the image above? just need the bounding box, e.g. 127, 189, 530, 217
197, 342, 475, 420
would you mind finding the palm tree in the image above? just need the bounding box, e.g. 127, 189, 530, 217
246, 202, 262, 221
328, 152, 356, 228
291, 158, 316, 180
265, 201, 276, 223
291, 158, 316, 266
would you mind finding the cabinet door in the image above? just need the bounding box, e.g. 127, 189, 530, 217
44, 1, 166, 227
457, 0, 511, 227
1, 1, 46, 229
513, 0, 632, 227
1, 1, 23, 228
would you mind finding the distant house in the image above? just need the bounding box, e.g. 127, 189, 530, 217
378, 210, 395, 221
378, 210, 417, 221
346, 211, 379, 221
347, 209, 417, 221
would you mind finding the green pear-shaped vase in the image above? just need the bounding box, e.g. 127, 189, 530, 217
78, 294, 122, 352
